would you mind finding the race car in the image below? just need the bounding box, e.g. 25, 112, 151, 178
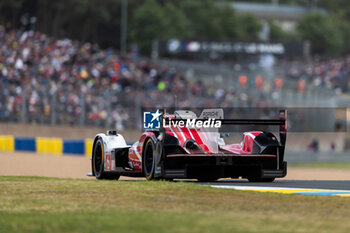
89, 109, 287, 182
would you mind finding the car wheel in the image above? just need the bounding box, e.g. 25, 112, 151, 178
143, 138, 156, 180
92, 138, 120, 180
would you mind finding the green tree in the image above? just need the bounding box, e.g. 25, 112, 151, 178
268, 20, 289, 41
179, 0, 226, 39
236, 13, 261, 40
318, 0, 350, 20
217, 3, 240, 40
0, 0, 25, 26
162, 2, 193, 39
297, 13, 343, 54
333, 16, 350, 54
129, 0, 168, 54
35, 0, 115, 43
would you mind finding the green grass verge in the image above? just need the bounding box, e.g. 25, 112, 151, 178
290, 163, 350, 169
0, 176, 350, 233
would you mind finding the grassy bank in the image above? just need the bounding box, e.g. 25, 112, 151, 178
0, 176, 349, 233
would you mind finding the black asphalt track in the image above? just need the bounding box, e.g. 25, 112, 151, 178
197, 180, 350, 190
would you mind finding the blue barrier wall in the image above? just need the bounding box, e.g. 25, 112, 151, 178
63, 141, 85, 155
1, 136, 133, 156
15, 138, 36, 151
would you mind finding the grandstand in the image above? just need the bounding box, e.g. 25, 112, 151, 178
1, 27, 347, 129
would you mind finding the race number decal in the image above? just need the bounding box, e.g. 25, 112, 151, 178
105, 154, 111, 171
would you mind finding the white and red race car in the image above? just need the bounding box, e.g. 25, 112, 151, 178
89, 109, 287, 182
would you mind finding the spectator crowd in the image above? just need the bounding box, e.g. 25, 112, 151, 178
0, 26, 348, 129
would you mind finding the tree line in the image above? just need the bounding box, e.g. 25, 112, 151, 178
0, 0, 349, 55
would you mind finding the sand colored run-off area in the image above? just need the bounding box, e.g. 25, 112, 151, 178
1, 152, 350, 180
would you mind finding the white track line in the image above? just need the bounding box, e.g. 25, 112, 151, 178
211, 185, 350, 193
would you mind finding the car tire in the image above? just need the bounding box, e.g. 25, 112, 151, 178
143, 138, 156, 180
92, 138, 120, 180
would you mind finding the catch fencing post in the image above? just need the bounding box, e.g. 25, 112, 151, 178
21, 86, 26, 123
80, 92, 86, 126
50, 90, 57, 125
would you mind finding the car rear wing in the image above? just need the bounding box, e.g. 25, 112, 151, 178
219, 109, 287, 145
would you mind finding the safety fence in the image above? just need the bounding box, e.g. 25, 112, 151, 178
0, 135, 93, 157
